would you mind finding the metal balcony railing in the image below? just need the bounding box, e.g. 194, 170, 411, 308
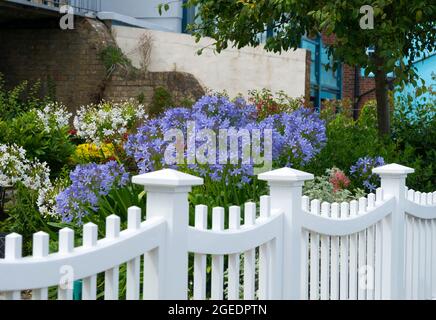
7, 0, 102, 15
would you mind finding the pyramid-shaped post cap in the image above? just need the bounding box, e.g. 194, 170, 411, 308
372, 163, 415, 176
132, 169, 204, 188
258, 167, 314, 183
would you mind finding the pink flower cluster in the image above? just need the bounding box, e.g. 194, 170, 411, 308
329, 168, 350, 192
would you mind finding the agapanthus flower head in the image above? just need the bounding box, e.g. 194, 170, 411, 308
350, 156, 385, 192
55, 161, 129, 224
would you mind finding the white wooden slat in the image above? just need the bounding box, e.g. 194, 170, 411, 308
339, 202, 349, 300
349, 200, 358, 300
301, 196, 310, 299
143, 246, 161, 300
431, 219, 436, 299
228, 206, 241, 300
58, 228, 74, 300
418, 219, 426, 299
104, 215, 120, 300
366, 195, 375, 300
4, 233, 22, 300
309, 199, 320, 300
330, 203, 340, 300
425, 220, 432, 299
412, 218, 419, 299
405, 215, 414, 299
374, 220, 383, 300
374, 189, 384, 300
193, 205, 208, 300
433, 192, 436, 204
243, 202, 256, 300
358, 197, 367, 300
320, 202, 330, 300
415, 191, 421, 204
32, 232, 49, 300
211, 207, 224, 300
126, 207, 141, 300
427, 193, 433, 205
408, 189, 415, 201
258, 196, 270, 300
82, 223, 98, 300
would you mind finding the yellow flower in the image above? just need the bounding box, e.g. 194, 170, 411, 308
74, 143, 115, 163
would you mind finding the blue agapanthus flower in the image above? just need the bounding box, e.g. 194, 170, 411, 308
350, 156, 385, 192
124, 94, 326, 186
56, 161, 129, 224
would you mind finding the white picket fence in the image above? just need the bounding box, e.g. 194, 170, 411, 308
0, 164, 435, 300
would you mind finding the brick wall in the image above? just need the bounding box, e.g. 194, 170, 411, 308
322, 33, 376, 113
0, 17, 111, 112
0, 16, 204, 113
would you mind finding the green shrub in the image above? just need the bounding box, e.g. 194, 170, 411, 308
306, 100, 396, 176
392, 90, 436, 191
99, 45, 132, 74
0, 106, 75, 177
0, 73, 51, 120
149, 86, 173, 117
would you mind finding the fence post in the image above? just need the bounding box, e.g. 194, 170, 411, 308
259, 167, 314, 299
373, 163, 414, 300
132, 169, 203, 299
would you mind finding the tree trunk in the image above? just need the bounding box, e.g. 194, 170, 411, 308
373, 56, 391, 137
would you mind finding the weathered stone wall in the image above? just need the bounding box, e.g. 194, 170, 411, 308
104, 70, 205, 105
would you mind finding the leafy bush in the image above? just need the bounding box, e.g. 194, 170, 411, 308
392, 90, 436, 192
248, 88, 307, 119
306, 100, 396, 177
149, 86, 174, 117
73, 100, 146, 146
0, 73, 52, 121
99, 45, 132, 75
0, 104, 74, 176
304, 167, 365, 203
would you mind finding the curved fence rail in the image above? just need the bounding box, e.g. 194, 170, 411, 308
0, 164, 435, 300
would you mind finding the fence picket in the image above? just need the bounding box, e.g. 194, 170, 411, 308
211, 207, 225, 300
339, 202, 349, 300
320, 202, 330, 300
58, 228, 74, 300
32, 232, 49, 300
349, 200, 358, 300
104, 215, 120, 300
418, 220, 426, 299
405, 215, 413, 299
126, 207, 141, 300
4, 234, 22, 300
412, 218, 419, 299
243, 202, 256, 300
330, 203, 339, 300
425, 221, 432, 299
374, 189, 384, 300
228, 206, 241, 300
258, 196, 271, 300
309, 199, 320, 300
82, 223, 98, 300
431, 219, 436, 299
366, 194, 375, 300
358, 197, 367, 300
193, 205, 208, 300
301, 196, 310, 300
